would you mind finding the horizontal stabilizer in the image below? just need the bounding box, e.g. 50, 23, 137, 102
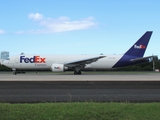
130, 56, 155, 62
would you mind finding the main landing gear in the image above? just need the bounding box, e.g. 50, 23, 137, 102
74, 71, 81, 75
74, 68, 82, 75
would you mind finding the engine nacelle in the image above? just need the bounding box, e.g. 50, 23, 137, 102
51, 63, 68, 72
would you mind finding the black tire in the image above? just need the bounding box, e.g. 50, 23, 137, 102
74, 71, 81, 75
74, 71, 77, 75
13, 71, 17, 75
78, 71, 82, 75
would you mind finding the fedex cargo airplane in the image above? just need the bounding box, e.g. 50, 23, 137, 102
1, 31, 153, 75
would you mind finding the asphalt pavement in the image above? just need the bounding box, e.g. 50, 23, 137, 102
0, 81, 160, 103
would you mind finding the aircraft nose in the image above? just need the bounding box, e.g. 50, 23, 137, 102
1, 60, 6, 66
0, 60, 3, 65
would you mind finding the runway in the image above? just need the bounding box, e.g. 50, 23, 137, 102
0, 72, 160, 103
0, 72, 160, 81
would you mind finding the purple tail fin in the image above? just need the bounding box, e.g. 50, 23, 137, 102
124, 31, 153, 57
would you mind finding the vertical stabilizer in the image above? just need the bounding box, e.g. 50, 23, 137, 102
124, 31, 152, 57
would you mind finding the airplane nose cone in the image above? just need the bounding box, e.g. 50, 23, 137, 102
0, 60, 3, 65
1, 60, 5, 66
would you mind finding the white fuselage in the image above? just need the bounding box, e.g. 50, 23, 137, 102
2, 54, 123, 70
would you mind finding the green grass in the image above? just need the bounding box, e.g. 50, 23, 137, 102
0, 102, 160, 120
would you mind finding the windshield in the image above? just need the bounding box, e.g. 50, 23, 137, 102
6, 58, 10, 60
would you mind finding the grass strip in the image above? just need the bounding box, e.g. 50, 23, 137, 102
0, 102, 160, 120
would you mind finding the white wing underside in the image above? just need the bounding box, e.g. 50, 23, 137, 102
64, 56, 106, 68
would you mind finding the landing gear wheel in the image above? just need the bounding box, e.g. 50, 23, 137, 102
74, 71, 77, 75
74, 71, 81, 75
78, 71, 81, 75
13, 71, 17, 75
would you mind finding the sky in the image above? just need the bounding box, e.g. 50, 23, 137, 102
0, 0, 160, 57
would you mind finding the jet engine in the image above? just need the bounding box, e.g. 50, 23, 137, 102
51, 63, 68, 72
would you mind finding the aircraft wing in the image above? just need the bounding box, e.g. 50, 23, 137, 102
65, 56, 106, 68
130, 56, 154, 62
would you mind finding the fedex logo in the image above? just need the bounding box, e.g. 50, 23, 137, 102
20, 56, 46, 63
134, 44, 146, 49
54, 67, 61, 69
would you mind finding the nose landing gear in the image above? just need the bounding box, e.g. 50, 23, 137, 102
12, 68, 17, 75
13, 70, 17, 75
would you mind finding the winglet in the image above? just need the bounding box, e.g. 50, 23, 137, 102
124, 31, 153, 57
